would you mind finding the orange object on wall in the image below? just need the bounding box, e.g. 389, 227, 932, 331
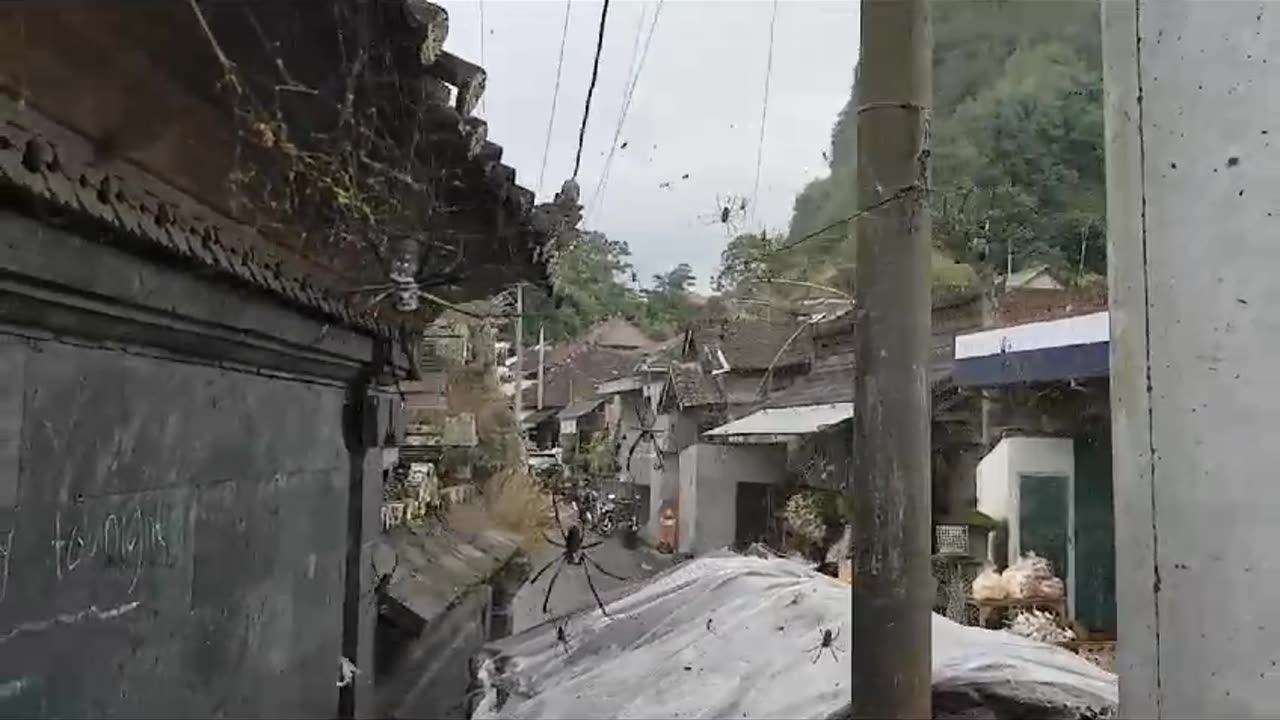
657, 500, 678, 553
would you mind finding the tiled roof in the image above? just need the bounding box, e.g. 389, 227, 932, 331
763, 368, 854, 409
1003, 264, 1059, 289
693, 318, 813, 371
520, 345, 644, 409
764, 292, 984, 410
668, 361, 724, 408
558, 398, 605, 420
513, 318, 657, 376
0, 1, 558, 336
992, 286, 1108, 327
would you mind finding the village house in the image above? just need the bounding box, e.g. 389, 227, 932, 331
950, 284, 1115, 639
596, 316, 817, 547
1002, 263, 1066, 291
694, 288, 989, 561
515, 317, 661, 452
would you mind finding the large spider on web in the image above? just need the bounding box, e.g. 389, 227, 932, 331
344, 236, 518, 321
625, 401, 666, 476
699, 194, 751, 235
530, 487, 629, 617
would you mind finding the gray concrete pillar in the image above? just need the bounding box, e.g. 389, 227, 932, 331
1104, 2, 1280, 716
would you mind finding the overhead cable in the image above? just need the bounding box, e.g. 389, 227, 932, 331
537, 0, 575, 197
749, 0, 780, 220
588, 0, 665, 219
572, 0, 613, 180
479, 0, 488, 114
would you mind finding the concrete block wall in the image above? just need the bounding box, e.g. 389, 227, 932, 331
0, 210, 391, 718
677, 443, 786, 556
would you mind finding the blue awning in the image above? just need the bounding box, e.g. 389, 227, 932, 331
952, 311, 1110, 387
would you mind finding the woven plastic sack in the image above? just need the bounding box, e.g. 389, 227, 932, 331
1003, 552, 1057, 599
972, 564, 1008, 601
1036, 577, 1066, 600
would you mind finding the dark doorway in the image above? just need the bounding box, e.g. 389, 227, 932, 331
735, 482, 776, 548
632, 484, 652, 526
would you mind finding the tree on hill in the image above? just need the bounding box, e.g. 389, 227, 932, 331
719, 0, 1106, 302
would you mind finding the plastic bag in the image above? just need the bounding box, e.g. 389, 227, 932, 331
972, 564, 1007, 601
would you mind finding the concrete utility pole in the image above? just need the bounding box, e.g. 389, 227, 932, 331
537, 324, 546, 410
513, 283, 524, 423
850, 0, 932, 717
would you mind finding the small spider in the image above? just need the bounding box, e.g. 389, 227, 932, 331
555, 623, 573, 656
806, 627, 845, 664
531, 496, 628, 616
699, 194, 750, 234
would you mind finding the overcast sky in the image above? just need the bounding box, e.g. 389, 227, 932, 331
438, 0, 860, 291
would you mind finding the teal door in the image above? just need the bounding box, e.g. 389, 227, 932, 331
1074, 433, 1116, 633
1018, 474, 1071, 585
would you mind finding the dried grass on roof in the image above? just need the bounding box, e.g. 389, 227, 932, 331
485, 468, 553, 555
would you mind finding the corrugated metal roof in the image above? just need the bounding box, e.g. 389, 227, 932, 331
379, 520, 521, 623
558, 398, 605, 419
521, 408, 559, 427
702, 402, 854, 439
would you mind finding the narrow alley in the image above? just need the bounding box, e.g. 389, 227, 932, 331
513, 526, 676, 633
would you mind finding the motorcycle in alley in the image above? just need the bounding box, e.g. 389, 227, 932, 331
572, 486, 639, 545
571, 488, 619, 537
590, 491, 618, 537
597, 493, 643, 548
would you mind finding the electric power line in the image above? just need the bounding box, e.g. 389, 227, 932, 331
752, 183, 924, 264
749, 0, 780, 221
536, 0, 575, 197
585, 0, 650, 217
587, 0, 665, 219
572, 0, 612, 180
478, 0, 487, 115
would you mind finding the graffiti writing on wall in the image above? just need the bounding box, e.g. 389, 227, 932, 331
0, 675, 42, 716
51, 500, 176, 593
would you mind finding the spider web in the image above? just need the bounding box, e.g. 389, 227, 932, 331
191, 0, 492, 318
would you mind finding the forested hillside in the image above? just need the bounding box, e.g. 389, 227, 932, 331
529, 1, 1107, 343
519, 230, 705, 344
716, 0, 1105, 301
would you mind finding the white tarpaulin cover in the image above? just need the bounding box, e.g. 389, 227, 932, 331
469, 553, 1116, 720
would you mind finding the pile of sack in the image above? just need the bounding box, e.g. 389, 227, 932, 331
972, 552, 1066, 601
1008, 608, 1077, 643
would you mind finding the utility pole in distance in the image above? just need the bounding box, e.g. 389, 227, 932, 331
513, 283, 524, 424
850, 0, 932, 718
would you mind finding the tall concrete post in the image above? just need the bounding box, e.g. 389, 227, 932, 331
851, 0, 933, 717
1104, 3, 1280, 717
514, 283, 524, 423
